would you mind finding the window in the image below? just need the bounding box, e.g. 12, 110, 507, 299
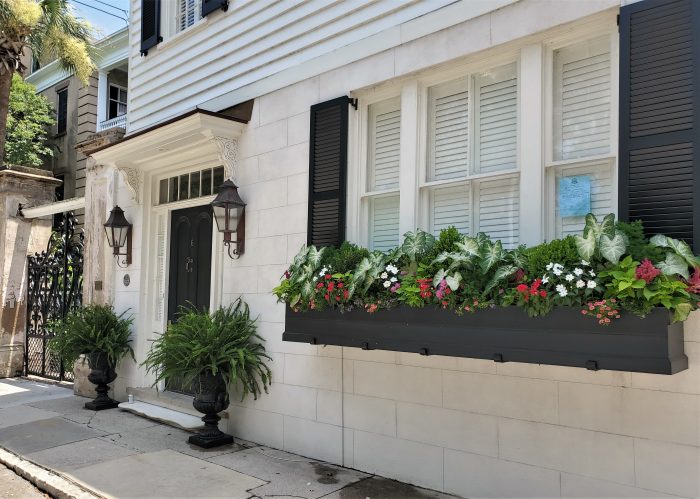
108, 84, 127, 119
158, 166, 224, 204
548, 35, 615, 238
423, 63, 520, 248
56, 88, 68, 134
365, 98, 401, 251
177, 0, 201, 32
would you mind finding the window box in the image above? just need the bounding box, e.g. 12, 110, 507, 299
283, 306, 687, 374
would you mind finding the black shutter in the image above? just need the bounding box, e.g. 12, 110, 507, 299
619, 0, 700, 250
140, 0, 161, 56
307, 97, 352, 248
202, 0, 228, 17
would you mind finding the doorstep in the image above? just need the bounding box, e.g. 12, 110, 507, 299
118, 401, 205, 431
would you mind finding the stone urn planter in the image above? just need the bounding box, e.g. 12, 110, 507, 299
188, 371, 233, 448
84, 352, 120, 410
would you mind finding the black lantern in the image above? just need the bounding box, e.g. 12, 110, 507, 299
104, 205, 132, 267
211, 180, 246, 259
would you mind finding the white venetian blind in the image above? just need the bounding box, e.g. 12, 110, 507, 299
554, 36, 611, 160
368, 98, 401, 191
475, 64, 518, 174
178, 0, 200, 32
428, 78, 469, 181
430, 184, 470, 235
153, 213, 167, 324
370, 195, 400, 251
554, 161, 613, 238
477, 176, 520, 248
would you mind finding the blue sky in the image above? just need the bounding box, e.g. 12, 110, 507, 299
68, 0, 130, 39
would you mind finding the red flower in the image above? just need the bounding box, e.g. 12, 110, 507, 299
337, 282, 344, 289
685, 268, 700, 294
327, 282, 335, 291
343, 290, 349, 299
531, 278, 542, 291
516, 284, 528, 293
635, 259, 661, 284
539, 290, 547, 297
325, 274, 332, 280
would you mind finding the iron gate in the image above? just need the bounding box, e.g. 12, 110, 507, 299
25, 213, 84, 381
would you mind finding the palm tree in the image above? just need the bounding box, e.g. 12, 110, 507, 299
0, 0, 96, 166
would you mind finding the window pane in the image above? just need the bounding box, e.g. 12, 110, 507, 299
368, 98, 401, 191
109, 85, 118, 99
474, 63, 517, 174
201, 169, 212, 196
168, 177, 178, 202
428, 78, 469, 181
554, 161, 613, 238
553, 36, 611, 161
430, 184, 470, 236
190, 171, 200, 198
109, 101, 118, 120
476, 176, 520, 249
179, 174, 189, 200
159, 179, 168, 204
57, 89, 67, 134
369, 195, 400, 252
212, 166, 224, 192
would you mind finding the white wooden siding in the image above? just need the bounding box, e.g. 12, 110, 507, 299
128, 0, 515, 131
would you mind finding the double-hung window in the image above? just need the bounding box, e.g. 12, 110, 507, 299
548, 34, 616, 237
108, 84, 128, 119
422, 63, 520, 248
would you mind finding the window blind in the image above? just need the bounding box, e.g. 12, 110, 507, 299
428, 78, 469, 181
370, 195, 400, 251
430, 184, 470, 235
368, 98, 401, 191
477, 176, 520, 248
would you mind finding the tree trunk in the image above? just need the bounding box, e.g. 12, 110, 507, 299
0, 69, 15, 167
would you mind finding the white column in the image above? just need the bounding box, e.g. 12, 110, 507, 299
399, 81, 420, 239
519, 44, 544, 246
96, 70, 108, 131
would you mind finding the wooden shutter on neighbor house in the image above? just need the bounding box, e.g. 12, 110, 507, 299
619, 0, 700, 250
307, 97, 351, 247
140, 0, 161, 56
202, 0, 228, 17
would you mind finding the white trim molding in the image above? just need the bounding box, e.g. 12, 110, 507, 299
21, 197, 86, 218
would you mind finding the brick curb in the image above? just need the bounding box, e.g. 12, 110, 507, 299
0, 447, 104, 499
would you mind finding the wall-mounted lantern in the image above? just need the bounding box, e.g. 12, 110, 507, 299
211, 180, 246, 259
104, 205, 132, 267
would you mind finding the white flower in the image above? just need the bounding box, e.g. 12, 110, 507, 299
581, 260, 590, 266
576, 279, 585, 288
556, 284, 568, 297
542, 275, 549, 284
574, 268, 583, 276
390, 277, 397, 283
553, 267, 563, 276
380, 272, 388, 279
313, 276, 318, 282
383, 281, 391, 288
589, 270, 596, 277
565, 274, 575, 282
386, 264, 398, 275
318, 271, 325, 277
587, 280, 596, 289
546, 263, 554, 271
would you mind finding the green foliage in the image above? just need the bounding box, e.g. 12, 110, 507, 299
650, 234, 700, 278
525, 237, 580, 278
47, 305, 134, 368
4, 74, 54, 167
575, 213, 628, 264
615, 221, 666, 263
272, 244, 326, 308
321, 241, 370, 273
600, 256, 692, 322
142, 299, 272, 400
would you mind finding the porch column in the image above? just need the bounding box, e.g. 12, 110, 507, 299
96, 70, 108, 129
0, 167, 60, 378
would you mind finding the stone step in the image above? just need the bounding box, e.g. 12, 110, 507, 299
125, 386, 229, 420
118, 401, 205, 431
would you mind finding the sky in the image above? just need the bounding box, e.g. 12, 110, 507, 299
68, 0, 130, 40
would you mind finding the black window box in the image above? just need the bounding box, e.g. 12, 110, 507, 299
283, 306, 688, 374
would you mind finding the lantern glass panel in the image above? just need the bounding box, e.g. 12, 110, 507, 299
115, 226, 129, 248
104, 226, 115, 247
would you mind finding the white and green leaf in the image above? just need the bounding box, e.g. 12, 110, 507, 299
657, 252, 690, 279
485, 265, 517, 293
575, 231, 596, 261
600, 232, 628, 264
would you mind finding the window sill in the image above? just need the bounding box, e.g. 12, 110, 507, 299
157, 17, 209, 52
53, 132, 67, 139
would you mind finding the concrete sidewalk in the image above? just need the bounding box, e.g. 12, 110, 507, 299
0, 378, 454, 499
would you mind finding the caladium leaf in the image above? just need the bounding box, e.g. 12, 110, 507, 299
485, 265, 517, 293
583, 213, 615, 240
575, 231, 596, 261
651, 235, 700, 268
600, 232, 628, 264
479, 240, 504, 274
657, 252, 690, 279
445, 272, 462, 291
432, 269, 446, 288
301, 280, 314, 298
456, 238, 480, 258
401, 230, 435, 262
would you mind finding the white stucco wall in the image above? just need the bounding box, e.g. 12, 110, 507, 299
108, 1, 699, 496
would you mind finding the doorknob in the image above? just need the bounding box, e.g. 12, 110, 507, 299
185, 257, 193, 273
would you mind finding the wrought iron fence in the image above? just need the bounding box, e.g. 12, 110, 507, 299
25, 212, 84, 381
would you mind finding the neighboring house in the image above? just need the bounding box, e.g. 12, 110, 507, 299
80, 0, 699, 497
25, 27, 129, 204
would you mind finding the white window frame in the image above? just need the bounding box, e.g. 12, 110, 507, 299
160, 0, 205, 42
543, 23, 619, 240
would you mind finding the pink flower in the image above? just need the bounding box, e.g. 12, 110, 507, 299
635, 259, 661, 284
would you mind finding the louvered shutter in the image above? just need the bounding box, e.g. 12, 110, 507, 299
554, 37, 612, 160
430, 184, 470, 235
140, 0, 161, 56
619, 0, 699, 249
307, 97, 350, 247
370, 195, 400, 252
477, 176, 519, 249
368, 98, 401, 191
202, 0, 228, 17
428, 79, 469, 180
475, 64, 517, 173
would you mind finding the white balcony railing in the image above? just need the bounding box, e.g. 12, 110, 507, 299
97, 114, 127, 132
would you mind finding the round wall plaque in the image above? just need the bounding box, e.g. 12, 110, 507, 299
123, 274, 130, 287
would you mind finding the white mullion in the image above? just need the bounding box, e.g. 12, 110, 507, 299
399, 81, 419, 239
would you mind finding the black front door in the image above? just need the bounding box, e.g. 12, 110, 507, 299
166, 205, 213, 394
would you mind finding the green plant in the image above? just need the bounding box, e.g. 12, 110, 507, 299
615, 220, 665, 263
321, 241, 370, 273
649, 234, 700, 279
142, 299, 271, 400
273, 244, 326, 309
47, 305, 134, 367
525, 236, 580, 278
575, 213, 629, 264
